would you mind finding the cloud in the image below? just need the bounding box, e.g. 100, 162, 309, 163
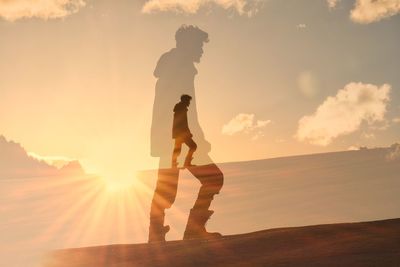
327, 0, 341, 9
27, 152, 75, 169
328, 0, 400, 24
348, 145, 360, 150
369, 120, 390, 130
222, 113, 271, 138
296, 23, 307, 29
295, 82, 391, 146
141, 0, 264, 16
0, 0, 86, 21
386, 143, 400, 161
361, 132, 375, 139
0, 135, 84, 178
350, 0, 400, 24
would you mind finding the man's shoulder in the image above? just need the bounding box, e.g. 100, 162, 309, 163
154, 49, 178, 78
159, 48, 177, 61
173, 102, 189, 113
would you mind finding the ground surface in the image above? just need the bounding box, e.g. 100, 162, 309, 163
2, 143, 400, 266
45, 218, 400, 267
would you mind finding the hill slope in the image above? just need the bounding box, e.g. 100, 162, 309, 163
141, 146, 400, 239
45, 218, 400, 267
1, 139, 399, 266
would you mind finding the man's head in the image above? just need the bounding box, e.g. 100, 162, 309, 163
175, 25, 209, 63
181, 94, 192, 106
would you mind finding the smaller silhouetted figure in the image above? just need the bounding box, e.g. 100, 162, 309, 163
171, 94, 197, 168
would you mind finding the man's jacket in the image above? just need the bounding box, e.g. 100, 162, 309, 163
172, 102, 191, 139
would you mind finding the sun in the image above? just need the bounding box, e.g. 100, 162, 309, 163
101, 176, 138, 193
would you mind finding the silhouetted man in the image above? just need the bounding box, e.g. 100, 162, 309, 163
149, 25, 224, 242
172, 94, 197, 168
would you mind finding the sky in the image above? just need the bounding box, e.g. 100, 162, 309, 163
0, 0, 399, 180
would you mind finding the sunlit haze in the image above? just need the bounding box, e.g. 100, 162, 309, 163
1, 1, 400, 266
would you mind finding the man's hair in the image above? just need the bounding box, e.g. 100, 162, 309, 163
181, 94, 192, 102
175, 25, 209, 48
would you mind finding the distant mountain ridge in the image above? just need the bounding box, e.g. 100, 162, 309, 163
0, 135, 85, 179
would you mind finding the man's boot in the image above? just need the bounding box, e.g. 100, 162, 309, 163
184, 157, 196, 168
183, 209, 222, 240
148, 215, 170, 243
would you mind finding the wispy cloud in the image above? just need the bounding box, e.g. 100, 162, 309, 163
222, 113, 271, 139
348, 145, 360, 150
361, 132, 375, 139
351, 0, 400, 24
386, 143, 400, 161
392, 117, 400, 123
28, 152, 75, 169
0, 0, 86, 21
296, 23, 307, 29
141, 0, 264, 16
295, 82, 391, 146
327, 0, 341, 9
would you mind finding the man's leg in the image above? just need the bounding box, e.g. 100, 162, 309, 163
172, 139, 183, 168
149, 163, 180, 242
183, 138, 197, 167
183, 163, 224, 239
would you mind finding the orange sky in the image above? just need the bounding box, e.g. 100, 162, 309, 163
1, 0, 399, 180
